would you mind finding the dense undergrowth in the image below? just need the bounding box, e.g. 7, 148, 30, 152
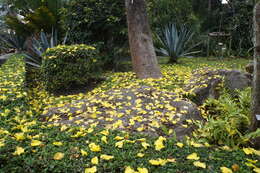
1, 55, 260, 173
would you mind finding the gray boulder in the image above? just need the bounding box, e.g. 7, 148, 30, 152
185, 69, 252, 105
41, 86, 202, 140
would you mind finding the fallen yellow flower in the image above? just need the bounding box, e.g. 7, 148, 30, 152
100, 154, 114, 160
220, 166, 233, 173
53, 152, 64, 160
85, 166, 97, 173
193, 161, 206, 169
186, 153, 200, 160
13, 146, 25, 155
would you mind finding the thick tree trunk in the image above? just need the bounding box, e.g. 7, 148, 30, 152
251, 2, 260, 147
125, 0, 162, 79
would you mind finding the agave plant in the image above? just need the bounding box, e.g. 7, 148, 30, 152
25, 28, 68, 68
0, 31, 26, 51
155, 23, 200, 63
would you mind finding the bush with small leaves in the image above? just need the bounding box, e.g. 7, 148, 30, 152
41, 44, 102, 92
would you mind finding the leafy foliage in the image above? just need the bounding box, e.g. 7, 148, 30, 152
156, 24, 200, 63
41, 44, 102, 92
195, 88, 260, 147
62, 0, 128, 69
147, 0, 200, 31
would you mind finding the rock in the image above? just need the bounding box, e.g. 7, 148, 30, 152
41, 86, 203, 140
245, 62, 254, 74
185, 68, 252, 105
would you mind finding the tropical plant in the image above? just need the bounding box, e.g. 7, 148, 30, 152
155, 23, 200, 63
0, 31, 26, 51
24, 29, 67, 68
194, 88, 260, 147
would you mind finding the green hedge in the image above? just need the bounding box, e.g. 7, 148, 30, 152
41, 44, 102, 92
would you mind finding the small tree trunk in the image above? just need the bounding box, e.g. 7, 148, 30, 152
125, 0, 162, 79
251, 2, 260, 147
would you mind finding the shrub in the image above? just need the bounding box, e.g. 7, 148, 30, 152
41, 44, 102, 92
194, 88, 260, 147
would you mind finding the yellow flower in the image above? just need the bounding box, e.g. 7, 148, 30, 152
243, 148, 254, 155
13, 146, 25, 155
176, 142, 184, 148
149, 158, 168, 166
186, 153, 200, 160
101, 136, 107, 143
100, 130, 109, 136
137, 167, 149, 173
220, 167, 233, 173
85, 166, 97, 173
81, 149, 88, 156
141, 142, 150, 149
14, 133, 25, 141
114, 136, 124, 140
100, 154, 114, 160
91, 157, 99, 165
253, 167, 260, 173
124, 166, 136, 173
115, 140, 124, 148
89, 143, 101, 152
154, 136, 166, 151
137, 153, 145, 158
193, 161, 206, 168
31, 140, 42, 146
53, 141, 63, 146
53, 152, 64, 160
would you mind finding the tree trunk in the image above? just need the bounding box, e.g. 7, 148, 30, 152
251, 2, 260, 147
125, 0, 162, 79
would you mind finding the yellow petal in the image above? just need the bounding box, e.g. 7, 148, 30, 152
243, 148, 254, 155
220, 167, 233, 173
149, 158, 168, 166
81, 149, 88, 156
89, 143, 101, 152
193, 161, 206, 169
115, 140, 124, 148
14, 133, 25, 141
137, 153, 145, 158
125, 166, 136, 173
141, 142, 150, 149
53, 152, 64, 160
91, 157, 99, 165
137, 167, 149, 173
100, 154, 114, 160
85, 166, 97, 173
53, 141, 63, 146
31, 140, 42, 146
253, 167, 260, 173
114, 136, 124, 140
176, 142, 184, 148
101, 136, 107, 143
186, 153, 200, 160
13, 146, 25, 155
154, 136, 166, 151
